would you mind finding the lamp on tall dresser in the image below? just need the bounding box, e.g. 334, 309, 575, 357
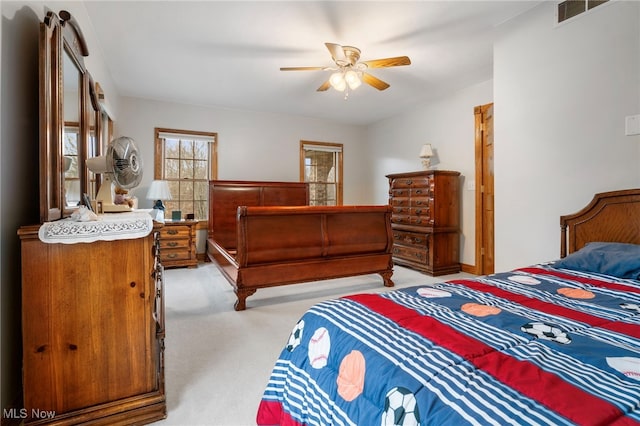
419, 144, 434, 169
147, 180, 172, 223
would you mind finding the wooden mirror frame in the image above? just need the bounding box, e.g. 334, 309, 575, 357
39, 10, 101, 222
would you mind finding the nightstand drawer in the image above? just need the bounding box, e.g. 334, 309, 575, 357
159, 239, 190, 249
159, 226, 191, 238
160, 250, 191, 263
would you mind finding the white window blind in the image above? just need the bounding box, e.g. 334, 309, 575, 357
302, 143, 342, 153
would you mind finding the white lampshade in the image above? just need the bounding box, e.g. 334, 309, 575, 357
419, 144, 434, 158
146, 180, 172, 201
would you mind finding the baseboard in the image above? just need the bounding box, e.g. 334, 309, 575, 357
460, 263, 477, 275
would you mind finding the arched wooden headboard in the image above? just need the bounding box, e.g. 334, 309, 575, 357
560, 188, 640, 257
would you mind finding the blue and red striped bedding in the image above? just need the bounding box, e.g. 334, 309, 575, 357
257, 264, 640, 425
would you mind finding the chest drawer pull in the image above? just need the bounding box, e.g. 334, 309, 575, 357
167, 229, 178, 235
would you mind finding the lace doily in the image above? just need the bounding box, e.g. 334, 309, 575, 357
38, 211, 154, 244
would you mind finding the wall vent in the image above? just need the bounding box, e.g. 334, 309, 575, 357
557, 0, 609, 23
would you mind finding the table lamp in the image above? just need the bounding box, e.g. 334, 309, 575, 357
146, 180, 172, 223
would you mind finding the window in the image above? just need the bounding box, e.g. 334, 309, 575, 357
154, 128, 217, 221
300, 141, 343, 206
557, 0, 608, 23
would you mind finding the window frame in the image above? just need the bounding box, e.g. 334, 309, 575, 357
154, 127, 218, 227
299, 140, 344, 206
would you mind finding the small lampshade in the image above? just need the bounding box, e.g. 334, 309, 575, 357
344, 70, 361, 90
329, 72, 347, 91
419, 144, 434, 158
146, 180, 172, 201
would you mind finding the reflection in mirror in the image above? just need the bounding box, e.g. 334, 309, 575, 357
62, 49, 81, 207
86, 77, 101, 199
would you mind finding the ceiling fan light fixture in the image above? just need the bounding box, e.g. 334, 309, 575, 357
330, 72, 347, 91
345, 70, 361, 90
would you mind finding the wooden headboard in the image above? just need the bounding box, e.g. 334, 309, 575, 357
560, 188, 640, 257
208, 180, 309, 250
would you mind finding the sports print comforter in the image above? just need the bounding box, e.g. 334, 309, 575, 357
256, 264, 640, 425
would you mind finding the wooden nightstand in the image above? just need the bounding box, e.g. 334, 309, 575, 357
159, 220, 198, 268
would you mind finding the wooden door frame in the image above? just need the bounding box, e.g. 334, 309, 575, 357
474, 103, 494, 275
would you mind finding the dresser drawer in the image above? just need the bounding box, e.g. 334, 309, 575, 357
160, 226, 191, 238
391, 214, 412, 226
393, 230, 428, 248
391, 214, 433, 227
392, 244, 428, 265
391, 196, 410, 207
391, 176, 432, 189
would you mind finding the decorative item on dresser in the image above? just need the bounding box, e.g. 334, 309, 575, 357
18, 213, 166, 425
159, 219, 198, 268
386, 170, 461, 275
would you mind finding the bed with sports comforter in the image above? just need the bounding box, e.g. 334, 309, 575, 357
256, 189, 640, 426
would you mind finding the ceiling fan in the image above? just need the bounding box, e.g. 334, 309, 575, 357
280, 43, 411, 94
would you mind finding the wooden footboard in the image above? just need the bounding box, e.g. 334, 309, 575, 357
207, 205, 394, 310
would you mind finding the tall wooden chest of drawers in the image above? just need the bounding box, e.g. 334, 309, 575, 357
386, 170, 461, 275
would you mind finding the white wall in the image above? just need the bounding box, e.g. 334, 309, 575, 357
365, 79, 493, 267
116, 97, 368, 208
494, 1, 640, 271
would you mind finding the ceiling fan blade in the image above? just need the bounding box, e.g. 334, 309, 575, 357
361, 56, 411, 68
280, 66, 326, 71
325, 42, 346, 63
317, 80, 331, 92
362, 73, 390, 91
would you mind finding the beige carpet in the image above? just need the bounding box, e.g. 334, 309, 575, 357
152, 262, 471, 426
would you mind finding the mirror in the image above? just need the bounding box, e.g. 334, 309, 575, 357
39, 10, 106, 222
63, 49, 81, 209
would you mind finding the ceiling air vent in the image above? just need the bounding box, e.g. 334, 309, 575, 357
557, 0, 609, 23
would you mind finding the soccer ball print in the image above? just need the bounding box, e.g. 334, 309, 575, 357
521, 321, 571, 344
381, 386, 420, 426
286, 319, 305, 352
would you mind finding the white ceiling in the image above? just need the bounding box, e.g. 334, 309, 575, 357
83, 1, 540, 126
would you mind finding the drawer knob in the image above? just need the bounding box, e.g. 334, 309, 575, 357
168, 242, 178, 247
167, 229, 178, 235
167, 253, 178, 259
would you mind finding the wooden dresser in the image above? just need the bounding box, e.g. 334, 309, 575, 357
159, 220, 198, 268
386, 170, 461, 275
18, 223, 166, 425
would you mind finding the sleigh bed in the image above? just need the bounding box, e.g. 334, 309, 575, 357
206, 180, 394, 311
257, 188, 640, 425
